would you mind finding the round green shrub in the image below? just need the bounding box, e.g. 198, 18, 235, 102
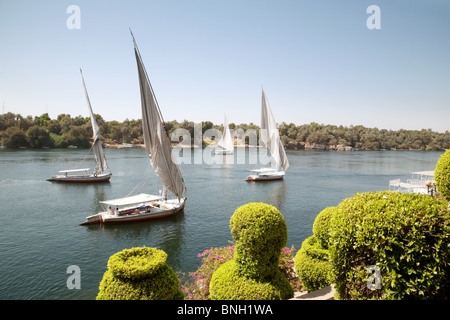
210, 260, 293, 300
312, 206, 337, 249
435, 149, 450, 201
330, 191, 450, 300
294, 235, 331, 292
97, 247, 183, 300
108, 247, 168, 279
230, 202, 288, 279
210, 202, 293, 300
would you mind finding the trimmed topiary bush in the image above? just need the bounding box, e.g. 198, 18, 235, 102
330, 191, 450, 300
294, 206, 335, 292
230, 202, 288, 280
312, 206, 337, 249
97, 247, 183, 300
210, 260, 293, 300
435, 149, 450, 201
294, 235, 331, 292
209, 203, 294, 300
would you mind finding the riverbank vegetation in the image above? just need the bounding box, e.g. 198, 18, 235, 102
1, 112, 450, 150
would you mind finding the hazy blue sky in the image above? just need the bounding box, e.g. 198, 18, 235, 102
1, 0, 449, 131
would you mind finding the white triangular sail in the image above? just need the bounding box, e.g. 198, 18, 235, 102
260, 89, 289, 172
80, 69, 108, 173
217, 114, 234, 153
132, 35, 185, 201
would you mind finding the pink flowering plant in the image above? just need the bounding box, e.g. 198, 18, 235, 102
180, 243, 300, 300
279, 245, 301, 292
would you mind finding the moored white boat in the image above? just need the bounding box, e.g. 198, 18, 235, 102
246, 89, 289, 182
81, 193, 185, 225
81, 31, 186, 225
48, 69, 112, 183
245, 168, 285, 182
47, 168, 111, 183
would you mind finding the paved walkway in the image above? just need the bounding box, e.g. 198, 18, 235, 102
290, 285, 335, 300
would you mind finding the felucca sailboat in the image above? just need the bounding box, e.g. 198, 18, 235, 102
246, 89, 289, 181
47, 69, 112, 183
81, 32, 186, 225
214, 114, 234, 155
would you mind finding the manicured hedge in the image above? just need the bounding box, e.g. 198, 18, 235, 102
210, 203, 293, 300
230, 202, 288, 279
329, 191, 450, 300
107, 246, 168, 279
97, 247, 183, 300
210, 260, 293, 300
294, 235, 331, 292
312, 206, 337, 249
435, 149, 450, 201
294, 206, 335, 292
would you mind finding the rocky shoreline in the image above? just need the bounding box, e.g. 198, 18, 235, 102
102, 142, 423, 152
303, 143, 354, 151
104, 142, 353, 151
286, 142, 428, 151
104, 143, 145, 149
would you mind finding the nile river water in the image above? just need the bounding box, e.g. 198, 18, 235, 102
0, 147, 444, 299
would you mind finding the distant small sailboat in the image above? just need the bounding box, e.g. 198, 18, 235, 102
80, 31, 186, 225
47, 69, 112, 183
214, 114, 234, 155
246, 89, 289, 182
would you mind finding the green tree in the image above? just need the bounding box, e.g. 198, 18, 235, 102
108, 121, 123, 143
46, 119, 62, 135
202, 121, 214, 134
0, 112, 18, 130
61, 126, 90, 147
34, 113, 51, 127
58, 114, 73, 134
4, 126, 28, 148
26, 126, 51, 148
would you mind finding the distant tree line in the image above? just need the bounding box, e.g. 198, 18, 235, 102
1, 112, 449, 151
277, 122, 450, 151
0, 112, 143, 149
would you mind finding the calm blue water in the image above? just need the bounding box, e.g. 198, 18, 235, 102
0, 148, 443, 299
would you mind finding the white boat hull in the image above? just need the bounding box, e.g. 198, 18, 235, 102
214, 149, 234, 155
246, 171, 285, 182
80, 198, 186, 225
47, 172, 112, 183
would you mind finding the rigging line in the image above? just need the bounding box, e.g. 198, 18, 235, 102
71, 145, 94, 170
126, 163, 152, 196
127, 170, 146, 196
134, 166, 152, 194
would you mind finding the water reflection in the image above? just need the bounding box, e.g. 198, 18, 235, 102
85, 209, 186, 270
266, 180, 288, 210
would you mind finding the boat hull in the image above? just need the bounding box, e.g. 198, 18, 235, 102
214, 149, 234, 155
47, 172, 112, 183
80, 198, 186, 225
245, 170, 285, 182
245, 175, 284, 182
